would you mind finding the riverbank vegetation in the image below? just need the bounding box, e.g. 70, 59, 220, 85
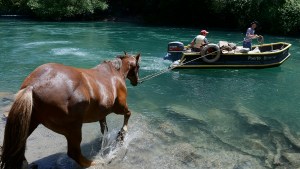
1, 0, 299, 35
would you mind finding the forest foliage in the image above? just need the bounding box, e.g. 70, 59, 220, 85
0, 0, 299, 35
0, 0, 108, 20
27, 0, 108, 20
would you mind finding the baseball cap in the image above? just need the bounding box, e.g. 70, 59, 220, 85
200, 30, 209, 34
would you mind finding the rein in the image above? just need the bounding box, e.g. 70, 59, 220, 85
138, 50, 218, 84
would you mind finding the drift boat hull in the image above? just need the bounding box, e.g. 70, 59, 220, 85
165, 42, 292, 69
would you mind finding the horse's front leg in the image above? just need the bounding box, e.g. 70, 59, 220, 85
99, 117, 108, 135
117, 109, 131, 141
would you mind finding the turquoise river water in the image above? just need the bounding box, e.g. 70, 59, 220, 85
0, 19, 300, 169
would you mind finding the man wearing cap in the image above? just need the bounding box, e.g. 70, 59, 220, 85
190, 30, 209, 52
243, 21, 259, 50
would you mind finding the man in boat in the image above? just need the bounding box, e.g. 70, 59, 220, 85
190, 30, 209, 52
243, 21, 260, 50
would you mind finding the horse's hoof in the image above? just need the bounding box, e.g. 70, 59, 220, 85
77, 158, 94, 168
116, 130, 126, 142
89, 161, 97, 166
29, 163, 38, 169
22, 160, 29, 169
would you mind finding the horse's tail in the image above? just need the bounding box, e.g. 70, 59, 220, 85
0, 86, 33, 169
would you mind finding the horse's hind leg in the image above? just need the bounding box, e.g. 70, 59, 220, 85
23, 118, 40, 168
28, 118, 40, 139
99, 117, 108, 135
65, 125, 94, 168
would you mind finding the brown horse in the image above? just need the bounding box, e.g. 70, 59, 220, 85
0, 53, 141, 169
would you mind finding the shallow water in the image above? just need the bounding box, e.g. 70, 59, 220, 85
1, 19, 300, 169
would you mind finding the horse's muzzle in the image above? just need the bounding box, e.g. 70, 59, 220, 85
131, 81, 138, 86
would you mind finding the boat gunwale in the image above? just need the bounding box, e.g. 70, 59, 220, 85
173, 53, 291, 69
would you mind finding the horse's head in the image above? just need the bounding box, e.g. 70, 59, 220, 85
118, 53, 141, 86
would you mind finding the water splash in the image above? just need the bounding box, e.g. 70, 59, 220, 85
51, 48, 87, 56
23, 41, 71, 48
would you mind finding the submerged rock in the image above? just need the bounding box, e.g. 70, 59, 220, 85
158, 121, 180, 136
281, 123, 300, 149
166, 104, 206, 124
235, 106, 269, 131
272, 136, 283, 166
168, 143, 202, 168
242, 138, 270, 157
282, 153, 300, 167
233, 161, 253, 169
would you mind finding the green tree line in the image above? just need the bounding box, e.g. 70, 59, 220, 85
1, 0, 299, 35
0, 0, 108, 20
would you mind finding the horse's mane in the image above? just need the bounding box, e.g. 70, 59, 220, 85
103, 56, 124, 70
102, 52, 135, 70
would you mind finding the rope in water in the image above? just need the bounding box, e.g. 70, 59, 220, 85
138, 50, 219, 84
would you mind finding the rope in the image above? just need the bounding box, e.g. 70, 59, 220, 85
257, 35, 264, 44
138, 35, 257, 84
138, 34, 265, 84
138, 50, 218, 84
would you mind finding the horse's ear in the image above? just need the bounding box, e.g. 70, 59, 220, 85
136, 53, 141, 63
124, 51, 127, 56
